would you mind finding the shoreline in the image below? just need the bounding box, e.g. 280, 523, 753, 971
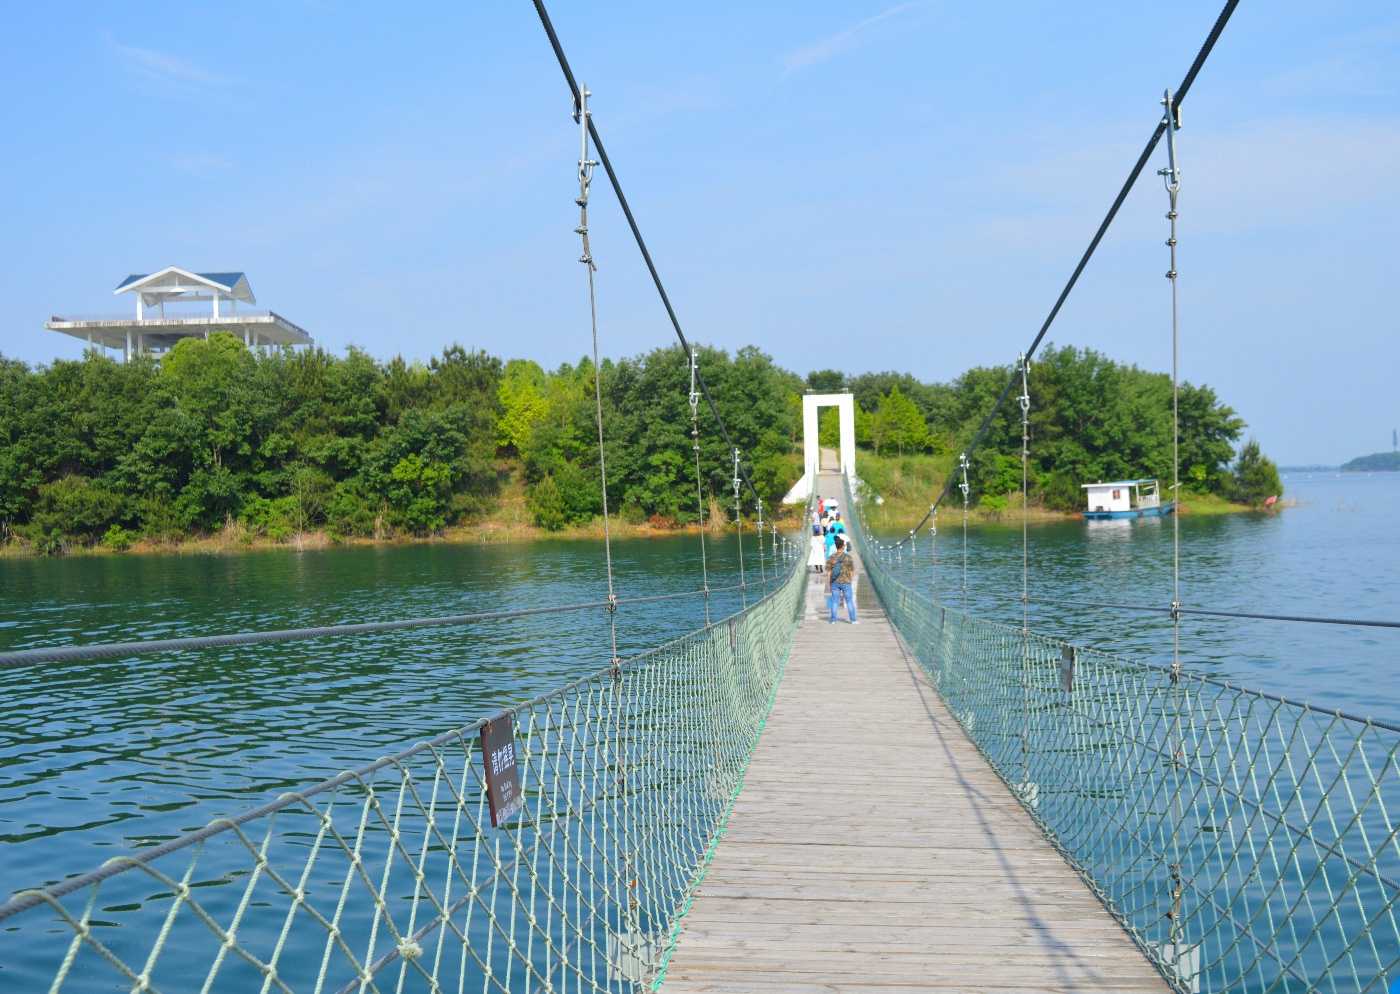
0, 494, 1280, 559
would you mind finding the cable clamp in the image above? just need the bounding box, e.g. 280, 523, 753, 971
1169, 601, 1181, 621
607, 594, 618, 614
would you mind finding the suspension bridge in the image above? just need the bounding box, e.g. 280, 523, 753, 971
4, 1, 1400, 991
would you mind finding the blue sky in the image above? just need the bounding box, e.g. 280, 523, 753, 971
1, 2, 1395, 466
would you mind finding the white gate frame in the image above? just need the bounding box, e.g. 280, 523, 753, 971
783, 392, 857, 503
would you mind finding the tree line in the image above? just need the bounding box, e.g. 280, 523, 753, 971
0, 335, 1278, 552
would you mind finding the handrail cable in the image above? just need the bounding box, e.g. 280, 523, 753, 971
572, 82, 620, 666
0, 566, 802, 926
883, 0, 1240, 550
1022, 596, 1400, 631
530, 0, 766, 514
0, 584, 748, 670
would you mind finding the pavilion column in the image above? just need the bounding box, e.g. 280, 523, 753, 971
125, 329, 131, 363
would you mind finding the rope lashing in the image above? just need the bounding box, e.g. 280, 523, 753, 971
573, 83, 619, 666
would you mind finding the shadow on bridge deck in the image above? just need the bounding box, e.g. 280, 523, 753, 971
658, 563, 1169, 992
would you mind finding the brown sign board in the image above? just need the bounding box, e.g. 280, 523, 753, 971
1059, 645, 1076, 693
480, 716, 524, 827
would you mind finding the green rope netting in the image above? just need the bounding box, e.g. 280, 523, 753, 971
846, 475, 1400, 994
0, 553, 807, 994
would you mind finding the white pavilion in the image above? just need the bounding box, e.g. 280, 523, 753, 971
45, 267, 313, 360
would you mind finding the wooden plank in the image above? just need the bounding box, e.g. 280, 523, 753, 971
658, 516, 1168, 992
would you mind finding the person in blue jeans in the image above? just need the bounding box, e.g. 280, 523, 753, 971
825, 535, 859, 624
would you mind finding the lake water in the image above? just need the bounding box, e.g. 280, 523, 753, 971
2, 472, 1397, 907
0, 532, 780, 901
871, 470, 1400, 722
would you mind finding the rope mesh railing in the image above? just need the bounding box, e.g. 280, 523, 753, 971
0, 545, 806, 993
846, 476, 1400, 994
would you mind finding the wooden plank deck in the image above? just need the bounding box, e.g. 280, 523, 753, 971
659, 541, 1168, 991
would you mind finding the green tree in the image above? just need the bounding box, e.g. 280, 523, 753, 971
879, 386, 931, 457
1230, 437, 1283, 506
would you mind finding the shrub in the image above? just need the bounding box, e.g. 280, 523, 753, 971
326, 485, 377, 539
101, 524, 132, 552
31, 476, 125, 538
1038, 470, 1082, 511
528, 474, 568, 530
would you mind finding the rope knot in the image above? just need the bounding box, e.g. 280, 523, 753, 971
398, 937, 423, 960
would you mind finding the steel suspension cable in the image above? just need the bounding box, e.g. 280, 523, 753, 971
883, 0, 1241, 551
959, 453, 969, 614
1160, 85, 1186, 955
530, 0, 766, 513
1019, 354, 1030, 636
688, 351, 712, 625
573, 85, 620, 665
0, 584, 748, 670
1021, 596, 1400, 631
734, 450, 747, 610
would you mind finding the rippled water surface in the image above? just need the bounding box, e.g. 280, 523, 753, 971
0, 533, 777, 898
870, 471, 1400, 722
3, 472, 1397, 907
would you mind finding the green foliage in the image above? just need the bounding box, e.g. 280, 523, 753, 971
806, 369, 844, 393
0, 339, 501, 549
818, 406, 841, 448
1230, 437, 1283, 506
511, 344, 803, 524
101, 524, 132, 552
873, 386, 931, 457
527, 474, 568, 531
1342, 451, 1400, 472
0, 333, 1270, 550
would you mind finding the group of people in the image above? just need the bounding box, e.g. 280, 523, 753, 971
808, 495, 858, 624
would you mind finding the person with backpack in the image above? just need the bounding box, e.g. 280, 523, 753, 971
826, 534, 859, 624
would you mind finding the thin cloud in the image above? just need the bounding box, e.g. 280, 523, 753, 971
106, 34, 246, 101
779, 2, 928, 79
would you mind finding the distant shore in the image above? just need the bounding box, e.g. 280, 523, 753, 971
0, 490, 1280, 559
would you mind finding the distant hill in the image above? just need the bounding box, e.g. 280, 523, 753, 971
1342, 452, 1400, 472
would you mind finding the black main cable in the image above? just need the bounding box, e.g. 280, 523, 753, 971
531, 0, 764, 509
887, 0, 1241, 549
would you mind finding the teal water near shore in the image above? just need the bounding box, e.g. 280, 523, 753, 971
872, 470, 1400, 722
2, 472, 1396, 907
